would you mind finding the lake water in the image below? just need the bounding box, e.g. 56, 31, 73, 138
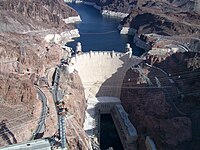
67, 3, 130, 52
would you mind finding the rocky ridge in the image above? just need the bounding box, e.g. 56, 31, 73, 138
120, 0, 200, 36
59, 70, 88, 150
0, 0, 77, 32
0, 0, 78, 75
86, 0, 200, 37
120, 52, 200, 150
0, 0, 82, 147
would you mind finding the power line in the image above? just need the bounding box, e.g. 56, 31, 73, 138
0, 112, 57, 146
57, 73, 199, 88
0, 82, 198, 127
0, 83, 198, 146
66, 119, 90, 150
0, 104, 56, 128
0, 85, 56, 128
0, 110, 57, 138
1, 70, 198, 98
0, 63, 199, 146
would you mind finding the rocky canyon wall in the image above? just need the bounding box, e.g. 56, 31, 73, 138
59, 70, 89, 150
87, 0, 200, 37
120, 52, 200, 150
0, 0, 80, 147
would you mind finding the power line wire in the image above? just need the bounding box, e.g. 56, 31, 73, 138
0, 108, 57, 137
0, 112, 57, 146
0, 104, 56, 128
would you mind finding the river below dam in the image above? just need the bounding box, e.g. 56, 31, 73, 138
100, 114, 123, 150
67, 3, 132, 53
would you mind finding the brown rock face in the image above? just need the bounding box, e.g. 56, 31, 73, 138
0, 0, 76, 74
0, 73, 36, 110
0, 0, 77, 32
120, 52, 199, 149
0, 0, 78, 147
0, 0, 76, 75
59, 71, 88, 149
159, 117, 192, 147
0, 32, 64, 76
92, 0, 200, 36
122, 12, 200, 36
60, 71, 86, 125
0, 73, 37, 147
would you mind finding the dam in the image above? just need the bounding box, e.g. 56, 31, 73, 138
69, 50, 142, 98
62, 44, 143, 149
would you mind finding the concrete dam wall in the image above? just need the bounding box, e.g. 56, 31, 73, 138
70, 51, 143, 98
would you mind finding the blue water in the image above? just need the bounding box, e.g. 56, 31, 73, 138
67, 3, 130, 52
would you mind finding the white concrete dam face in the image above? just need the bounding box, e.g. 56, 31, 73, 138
70, 51, 142, 98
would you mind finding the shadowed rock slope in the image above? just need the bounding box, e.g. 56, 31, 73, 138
120, 52, 200, 150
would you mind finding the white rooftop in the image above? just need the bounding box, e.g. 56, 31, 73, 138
1, 139, 51, 150
87, 96, 121, 105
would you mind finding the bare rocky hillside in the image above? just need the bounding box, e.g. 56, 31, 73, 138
121, 52, 200, 150
0, 0, 78, 146
59, 71, 88, 149
87, 0, 200, 37
0, 0, 77, 32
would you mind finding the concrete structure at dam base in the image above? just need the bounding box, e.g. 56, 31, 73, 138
83, 96, 138, 150
84, 96, 121, 137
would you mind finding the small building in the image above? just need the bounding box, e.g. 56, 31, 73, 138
1, 138, 52, 150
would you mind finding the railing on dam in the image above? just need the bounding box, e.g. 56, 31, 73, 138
71, 51, 127, 61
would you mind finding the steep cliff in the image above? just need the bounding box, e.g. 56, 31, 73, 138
0, 0, 78, 74
89, 0, 198, 14
0, 73, 37, 146
88, 0, 200, 37
0, 0, 79, 147
0, 73, 36, 111
0, 0, 77, 32
120, 52, 200, 150
59, 71, 88, 150
85, 0, 136, 12
120, 10, 200, 36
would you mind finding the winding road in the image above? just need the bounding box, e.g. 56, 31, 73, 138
31, 86, 48, 140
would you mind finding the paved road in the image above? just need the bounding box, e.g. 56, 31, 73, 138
31, 87, 48, 140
